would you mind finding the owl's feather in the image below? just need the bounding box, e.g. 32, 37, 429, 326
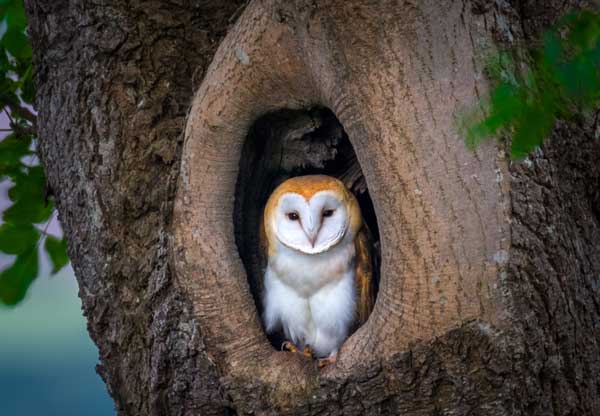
354, 224, 375, 325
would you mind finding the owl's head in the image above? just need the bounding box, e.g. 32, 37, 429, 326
264, 175, 362, 255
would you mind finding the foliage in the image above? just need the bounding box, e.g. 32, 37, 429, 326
0, 0, 68, 306
466, 9, 600, 158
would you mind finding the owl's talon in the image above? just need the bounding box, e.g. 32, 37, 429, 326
281, 341, 299, 354
317, 355, 337, 368
281, 341, 314, 360
303, 345, 314, 358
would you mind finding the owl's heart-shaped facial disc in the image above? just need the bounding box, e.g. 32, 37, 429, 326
274, 191, 349, 254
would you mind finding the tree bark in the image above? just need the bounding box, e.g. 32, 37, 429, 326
25, 1, 247, 415
26, 0, 600, 415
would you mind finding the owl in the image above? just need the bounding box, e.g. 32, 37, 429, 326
261, 174, 374, 366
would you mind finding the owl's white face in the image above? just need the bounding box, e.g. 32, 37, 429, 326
273, 191, 349, 254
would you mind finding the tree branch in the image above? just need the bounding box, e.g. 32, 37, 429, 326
8, 102, 37, 128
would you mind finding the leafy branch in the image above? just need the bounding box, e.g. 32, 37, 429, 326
466, 9, 600, 158
0, 0, 69, 306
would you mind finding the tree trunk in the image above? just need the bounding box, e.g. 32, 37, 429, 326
26, 0, 600, 415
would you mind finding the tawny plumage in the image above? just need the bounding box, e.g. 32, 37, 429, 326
261, 175, 374, 364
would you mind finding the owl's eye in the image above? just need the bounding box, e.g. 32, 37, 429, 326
287, 212, 299, 221
322, 209, 335, 218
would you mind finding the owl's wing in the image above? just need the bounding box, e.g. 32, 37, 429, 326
354, 224, 375, 325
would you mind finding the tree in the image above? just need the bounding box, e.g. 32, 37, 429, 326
24, 0, 600, 415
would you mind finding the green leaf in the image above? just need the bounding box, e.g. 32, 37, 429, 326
0, 47, 11, 72
3, 197, 53, 224
0, 133, 32, 174
1, 28, 31, 61
543, 31, 562, 65
462, 9, 600, 158
0, 247, 38, 305
0, 77, 19, 101
4, 166, 54, 224
0, 222, 38, 254
3, 0, 27, 32
511, 106, 554, 158
7, 165, 44, 199
45, 235, 69, 274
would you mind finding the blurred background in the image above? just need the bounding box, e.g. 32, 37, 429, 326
0, 262, 115, 415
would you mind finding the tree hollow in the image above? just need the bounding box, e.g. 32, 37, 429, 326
172, 0, 510, 405
234, 107, 381, 349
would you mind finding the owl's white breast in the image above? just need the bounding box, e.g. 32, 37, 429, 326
270, 237, 356, 298
262, 236, 357, 357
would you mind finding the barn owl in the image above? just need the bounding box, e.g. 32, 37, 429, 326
262, 175, 374, 366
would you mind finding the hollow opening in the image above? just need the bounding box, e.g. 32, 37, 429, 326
234, 107, 380, 349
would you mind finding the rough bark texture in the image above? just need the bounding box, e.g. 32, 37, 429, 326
27, 0, 600, 415
507, 119, 600, 415
25, 1, 246, 415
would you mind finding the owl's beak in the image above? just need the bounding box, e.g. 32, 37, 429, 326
304, 219, 320, 248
